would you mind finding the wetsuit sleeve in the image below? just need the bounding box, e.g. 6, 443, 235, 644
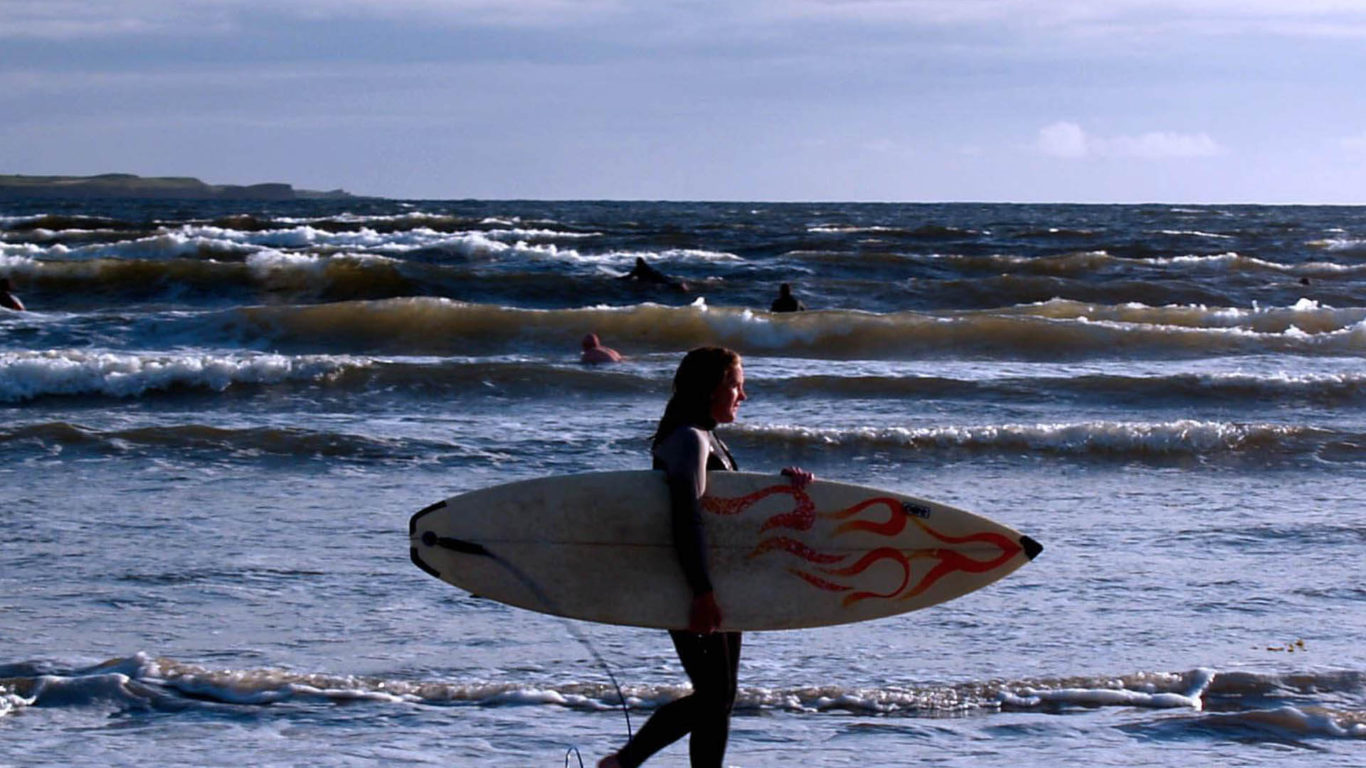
656, 428, 714, 597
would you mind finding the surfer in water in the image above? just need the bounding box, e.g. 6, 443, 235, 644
0, 277, 24, 311
600, 346, 812, 768
581, 332, 623, 364
619, 256, 689, 292
769, 282, 805, 313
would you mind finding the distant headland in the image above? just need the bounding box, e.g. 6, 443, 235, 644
0, 173, 359, 201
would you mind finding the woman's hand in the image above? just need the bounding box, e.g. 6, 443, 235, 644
688, 591, 723, 634
781, 466, 814, 489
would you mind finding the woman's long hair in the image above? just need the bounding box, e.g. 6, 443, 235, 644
651, 346, 742, 449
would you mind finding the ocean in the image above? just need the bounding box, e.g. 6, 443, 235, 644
1, 199, 1363, 766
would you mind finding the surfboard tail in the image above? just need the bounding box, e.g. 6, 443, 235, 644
411, 545, 440, 577
409, 499, 446, 535
410, 500, 449, 577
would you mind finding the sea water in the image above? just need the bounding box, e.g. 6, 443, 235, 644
1, 200, 1363, 766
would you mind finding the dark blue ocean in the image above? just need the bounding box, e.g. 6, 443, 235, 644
2, 200, 1363, 766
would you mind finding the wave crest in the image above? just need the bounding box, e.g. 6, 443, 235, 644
4, 656, 1361, 741
0, 350, 361, 402
205, 299, 1366, 359
732, 420, 1354, 463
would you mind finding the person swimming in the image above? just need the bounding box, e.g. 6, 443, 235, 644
581, 333, 623, 364
769, 283, 805, 313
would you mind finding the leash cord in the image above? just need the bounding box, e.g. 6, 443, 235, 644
479, 548, 635, 743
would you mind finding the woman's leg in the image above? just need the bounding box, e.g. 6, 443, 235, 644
683, 631, 741, 767
609, 631, 742, 768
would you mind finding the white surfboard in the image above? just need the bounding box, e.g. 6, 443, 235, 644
409, 471, 1041, 631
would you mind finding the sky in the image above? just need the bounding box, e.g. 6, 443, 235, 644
3, 0, 1366, 202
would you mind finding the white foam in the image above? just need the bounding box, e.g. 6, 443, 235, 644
1312, 237, 1366, 252
1157, 229, 1234, 239
400, 230, 564, 261
808, 224, 900, 233
482, 227, 599, 241
245, 249, 396, 274
4, 227, 125, 244
13, 656, 1363, 742
1001, 668, 1213, 711
655, 247, 742, 263
1150, 252, 1287, 272
174, 224, 391, 250
46, 231, 256, 262
1, 245, 44, 261
0, 213, 51, 227
0, 350, 365, 402
0, 686, 35, 717
736, 420, 1305, 455
261, 212, 604, 244
1025, 298, 1366, 335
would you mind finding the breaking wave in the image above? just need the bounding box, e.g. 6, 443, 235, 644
732, 420, 1366, 464
132, 298, 1366, 359
3, 655, 1361, 742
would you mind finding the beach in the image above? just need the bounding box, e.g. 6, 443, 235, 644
2, 199, 1364, 766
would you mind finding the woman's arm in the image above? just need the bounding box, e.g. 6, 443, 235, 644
657, 428, 722, 632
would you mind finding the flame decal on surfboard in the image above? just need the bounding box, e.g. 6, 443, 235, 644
703, 485, 1023, 607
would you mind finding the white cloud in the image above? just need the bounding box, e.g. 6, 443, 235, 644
10, 0, 1366, 40
1107, 131, 1223, 159
0, 0, 624, 38
1037, 122, 1224, 159
1037, 121, 1089, 159
747, 0, 1366, 39
0, 0, 231, 38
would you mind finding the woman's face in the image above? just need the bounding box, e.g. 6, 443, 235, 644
709, 363, 746, 424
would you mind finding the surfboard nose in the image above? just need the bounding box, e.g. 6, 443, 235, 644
1019, 535, 1043, 560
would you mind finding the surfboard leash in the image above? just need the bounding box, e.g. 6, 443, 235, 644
423, 533, 636, 745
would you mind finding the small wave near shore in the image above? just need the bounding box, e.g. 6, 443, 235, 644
3, 655, 1361, 745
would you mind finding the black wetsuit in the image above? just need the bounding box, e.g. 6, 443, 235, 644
620, 259, 688, 291
615, 426, 739, 768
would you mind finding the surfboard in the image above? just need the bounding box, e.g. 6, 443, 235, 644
409, 471, 1041, 632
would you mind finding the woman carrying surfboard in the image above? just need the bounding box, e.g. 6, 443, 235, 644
600, 346, 812, 768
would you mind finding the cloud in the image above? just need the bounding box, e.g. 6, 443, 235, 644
10, 0, 1366, 40
745, 0, 1366, 41
1107, 130, 1224, 158
0, 0, 624, 39
1037, 122, 1089, 159
0, 0, 230, 39
1037, 122, 1224, 159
